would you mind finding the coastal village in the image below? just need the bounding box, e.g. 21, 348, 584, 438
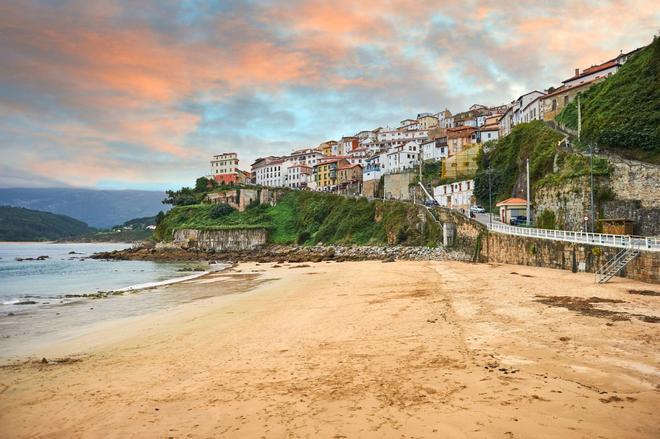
2, 4, 660, 438
208, 46, 643, 220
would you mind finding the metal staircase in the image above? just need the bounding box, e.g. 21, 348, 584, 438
596, 248, 640, 284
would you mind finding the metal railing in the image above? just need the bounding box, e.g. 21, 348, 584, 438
487, 223, 660, 252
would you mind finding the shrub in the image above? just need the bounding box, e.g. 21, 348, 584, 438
536, 209, 557, 230
209, 203, 235, 219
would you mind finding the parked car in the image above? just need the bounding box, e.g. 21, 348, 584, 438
470, 205, 486, 214
423, 199, 439, 207
510, 216, 527, 226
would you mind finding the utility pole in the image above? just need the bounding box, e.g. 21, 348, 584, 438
589, 143, 595, 232
488, 166, 493, 228
577, 94, 581, 143
526, 158, 531, 226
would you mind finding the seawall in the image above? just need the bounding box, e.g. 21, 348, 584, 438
173, 228, 268, 251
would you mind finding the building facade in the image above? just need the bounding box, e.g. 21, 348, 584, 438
210, 152, 239, 184
421, 137, 448, 162
433, 179, 475, 212
252, 157, 285, 187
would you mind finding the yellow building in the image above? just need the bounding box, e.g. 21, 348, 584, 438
417, 114, 439, 129
318, 141, 337, 156
314, 158, 350, 190
441, 144, 480, 180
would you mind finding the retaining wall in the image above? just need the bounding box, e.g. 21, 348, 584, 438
173, 228, 268, 252
483, 231, 659, 284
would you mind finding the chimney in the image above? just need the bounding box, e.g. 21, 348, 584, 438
575, 68, 580, 76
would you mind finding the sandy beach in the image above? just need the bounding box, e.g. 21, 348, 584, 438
0, 260, 658, 438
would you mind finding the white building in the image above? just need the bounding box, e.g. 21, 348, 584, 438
520, 95, 544, 123
252, 157, 285, 187
386, 141, 420, 173
347, 147, 369, 166
289, 148, 324, 167
421, 137, 448, 162
284, 164, 312, 189
433, 179, 475, 212
562, 47, 642, 89
478, 125, 500, 143
363, 155, 383, 182
339, 137, 359, 155
499, 91, 545, 137
210, 152, 239, 183
377, 129, 428, 143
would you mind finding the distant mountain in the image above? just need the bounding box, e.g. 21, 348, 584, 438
0, 188, 169, 228
0, 206, 92, 241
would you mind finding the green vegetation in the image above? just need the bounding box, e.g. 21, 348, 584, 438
473, 121, 563, 208
555, 37, 660, 163
536, 154, 611, 187
419, 161, 441, 186
209, 204, 236, 219
114, 216, 156, 229
536, 209, 557, 230
155, 191, 442, 246
473, 121, 613, 210
0, 206, 92, 241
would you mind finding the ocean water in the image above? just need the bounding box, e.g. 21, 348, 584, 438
0, 242, 223, 358
0, 242, 191, 309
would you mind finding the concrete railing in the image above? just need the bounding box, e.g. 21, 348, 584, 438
487, 223, 660, 252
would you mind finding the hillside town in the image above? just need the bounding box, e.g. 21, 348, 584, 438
208, 45, 643, 222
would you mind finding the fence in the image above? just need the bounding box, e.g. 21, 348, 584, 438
487, 223, 660, 252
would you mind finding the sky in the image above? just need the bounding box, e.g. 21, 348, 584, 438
1, 0, 658, 190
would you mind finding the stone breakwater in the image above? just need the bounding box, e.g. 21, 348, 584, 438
92, 244, 471, 264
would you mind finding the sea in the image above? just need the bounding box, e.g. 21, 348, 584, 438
0, 242, 222, 359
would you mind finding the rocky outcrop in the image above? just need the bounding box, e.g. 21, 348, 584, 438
93, 244, 471, 264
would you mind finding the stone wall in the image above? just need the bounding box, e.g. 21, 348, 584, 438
260, 188, 288, 206
534, 176, 594, 231
432, 207, 486, 250
173, 228, 268, 251
534, 155, 660, 235
362, 179, 379, 198
239, 189, 259, 210
483, 231, 659, 284
384, 172, 415, 201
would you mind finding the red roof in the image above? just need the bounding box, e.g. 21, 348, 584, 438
496, 197, 529, 206
562, 59, 620, 83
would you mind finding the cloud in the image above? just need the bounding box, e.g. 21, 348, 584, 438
0, 0, 658, 189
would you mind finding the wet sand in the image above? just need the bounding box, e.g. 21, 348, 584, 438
0, 261, 658, 438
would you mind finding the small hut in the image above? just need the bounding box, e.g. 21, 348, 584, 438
599, 218, 634, 235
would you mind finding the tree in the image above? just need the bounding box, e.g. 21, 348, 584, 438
155, 211, 165, 225
195, 177, 211, 192
162, 187, 198, 206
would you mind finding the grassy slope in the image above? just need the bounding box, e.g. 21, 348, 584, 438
155, 191, 442, 247
0, 206, 92, 241
555, 37, 660, 163
473, 121, 564, 207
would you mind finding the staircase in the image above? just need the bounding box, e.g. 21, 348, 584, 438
596, 248, 640, 284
